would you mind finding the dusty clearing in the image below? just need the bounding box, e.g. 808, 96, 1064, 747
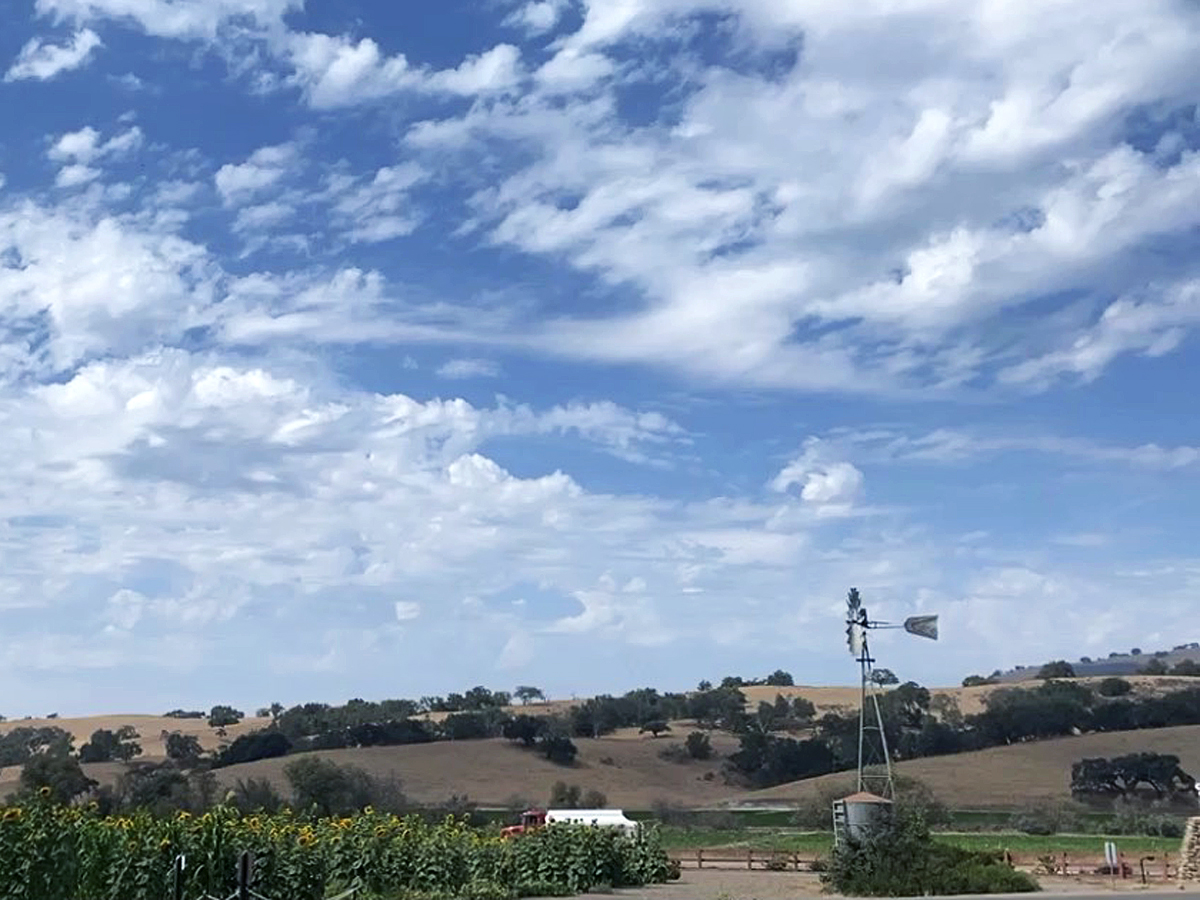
611, 870, 1191, 900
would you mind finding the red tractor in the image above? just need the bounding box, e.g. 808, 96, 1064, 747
500, 808, 548, 838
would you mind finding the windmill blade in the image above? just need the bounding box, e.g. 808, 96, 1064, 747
846, 588, 863, 617
903, 615, 938, 641
847, 622, 865, 656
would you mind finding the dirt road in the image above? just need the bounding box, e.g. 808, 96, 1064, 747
612, 870, 1193, 899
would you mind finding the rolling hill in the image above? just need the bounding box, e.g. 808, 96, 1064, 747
0, 713, 272, 756
743, 724, 1200, 808
3, 676, 1199, 811
998, 646, 1200, 682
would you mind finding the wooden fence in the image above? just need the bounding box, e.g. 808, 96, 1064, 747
669, 848, 814, 871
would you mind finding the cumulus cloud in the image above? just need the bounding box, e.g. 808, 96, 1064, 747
5, 28, 101, 81
393, 0, 1200, 394
214, 143, 297, 204
46, 124, 143, 189
285, 33, 522, 108
504, 1, 568, 36
3, 0, 1200, 713
771, 440, 865, 514
0, 202, 214, 373
0, 348, 879, 708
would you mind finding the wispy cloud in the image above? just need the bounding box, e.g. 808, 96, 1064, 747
436, 358, 500, 380
5, 28, 101, 81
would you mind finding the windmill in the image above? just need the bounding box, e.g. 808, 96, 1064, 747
844, 587, 938, 799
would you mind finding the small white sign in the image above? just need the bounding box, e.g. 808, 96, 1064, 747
1104, 842, 1118, 868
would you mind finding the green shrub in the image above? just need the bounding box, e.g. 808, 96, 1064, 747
824, 808, 1039, 896
1098, 677, 1133, 697
1009, 802, 1080, 836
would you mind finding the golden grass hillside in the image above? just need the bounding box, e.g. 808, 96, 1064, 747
3, 676, 1197, 810
742, 724, 1200, 808
209, 727, 745, 809
0, 713, 271, 758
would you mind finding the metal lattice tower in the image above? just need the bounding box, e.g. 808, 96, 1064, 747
854, 619, 895, 798
845, 588, 939, 800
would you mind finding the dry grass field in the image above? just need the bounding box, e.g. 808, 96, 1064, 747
210, 728, 746, 809
0, 713, 271, 757
746, 724, 1200, 808
203, 721, 1200, 811
0, 713, 270, 798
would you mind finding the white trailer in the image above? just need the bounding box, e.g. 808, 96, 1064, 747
544, 809, 640, 834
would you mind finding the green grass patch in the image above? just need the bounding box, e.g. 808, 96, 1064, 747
933, 832, 1178, 854
659, 827, 832, 851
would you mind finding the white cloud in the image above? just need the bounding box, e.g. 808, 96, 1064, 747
285, 32, 523, 108
5, 28, 102, 81
497, 629, 536, 669
505, 0, 567, 35
391, 0, 1200, 394
437, 358, 500, 380
999, 279, 1200, 388
0, 340, 1193, 709
214, 143, 296, 204
55, 164, 101, 188
105, 588, 146, 631
49, 124, 143, 164
3, 0, 1200, 713
833, 426, 1200, 471
393, 601, 421, 621
285, 33, 416, 109
34, 0, 300, 39
328, 164, 425, 244
771, 439, 865, 514
0, 202, 215, 373
429, 44, 522, 95
535, 48, 614, 92
46, 124, 143, 190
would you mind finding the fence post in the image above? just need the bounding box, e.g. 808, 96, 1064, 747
1062, 851, 1068, 876
747, 848, 753, 870
237, 851, 253, 900
696, 848, 703, 870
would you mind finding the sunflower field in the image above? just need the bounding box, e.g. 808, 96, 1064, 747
0, 795, 673, 900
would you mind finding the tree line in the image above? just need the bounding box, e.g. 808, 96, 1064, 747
14, 670, 1200, 805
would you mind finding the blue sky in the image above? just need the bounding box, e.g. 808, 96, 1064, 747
1, 0, 1199, 717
